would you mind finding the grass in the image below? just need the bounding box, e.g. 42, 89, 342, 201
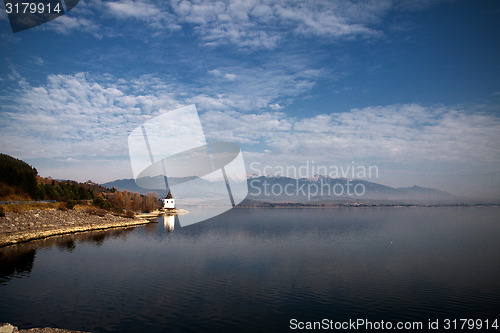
0, 202, 59, 213
0, 202, 138, 219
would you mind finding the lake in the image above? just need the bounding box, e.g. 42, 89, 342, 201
1, 207, 500, 332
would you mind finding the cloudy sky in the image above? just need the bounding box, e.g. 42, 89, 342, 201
1, 0, 499, 198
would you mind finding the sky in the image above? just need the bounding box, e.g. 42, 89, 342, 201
1, 0, 499, 199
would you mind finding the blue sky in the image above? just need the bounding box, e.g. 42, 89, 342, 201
1, 0, 499, 198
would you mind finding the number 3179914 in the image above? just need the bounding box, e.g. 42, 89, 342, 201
5, 2, 62, 14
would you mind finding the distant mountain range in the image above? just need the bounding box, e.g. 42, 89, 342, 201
246, 175, 454, 203
103, 175, 455, 205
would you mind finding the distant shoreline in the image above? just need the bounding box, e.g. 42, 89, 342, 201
236, 200, 500, 208
237, 204, 500, 209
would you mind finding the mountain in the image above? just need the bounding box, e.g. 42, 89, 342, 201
395, 185, 452, 201
102, 178, 152, 195
246, 175, 454, 203
102, 176, 199, 198
103, 175, 455, 204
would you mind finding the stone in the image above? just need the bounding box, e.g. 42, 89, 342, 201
0, 323, 18, 333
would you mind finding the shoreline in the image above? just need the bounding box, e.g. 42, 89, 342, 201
0, 323, 88, 333
0, 207, 190, 248
236, 202, 500, 208
134, 208, 189, 219
0, 208, 157, 248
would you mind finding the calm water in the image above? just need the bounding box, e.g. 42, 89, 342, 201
1, 207, 500, 332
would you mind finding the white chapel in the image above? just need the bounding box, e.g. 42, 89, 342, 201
162, 191, 175, 209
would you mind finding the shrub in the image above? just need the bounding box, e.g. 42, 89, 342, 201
93, 196, 111, 210
57, 202, 68, 211
66, 199, 76, 210
125, 210, 135, 218
10, 205, 23, 214
85, 206, 107, 217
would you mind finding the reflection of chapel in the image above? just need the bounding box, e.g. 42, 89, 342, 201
162, 191, 175, 209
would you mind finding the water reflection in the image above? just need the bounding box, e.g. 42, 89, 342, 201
0, 247, 36, 284
0, 226, 138, 284
56, 239, 76, 252
163, 215, 175, 232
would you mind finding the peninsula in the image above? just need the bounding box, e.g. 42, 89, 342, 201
0, 153, 176, 247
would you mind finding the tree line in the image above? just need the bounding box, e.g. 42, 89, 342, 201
0, 153, 160, 212
0, 153, 38, 199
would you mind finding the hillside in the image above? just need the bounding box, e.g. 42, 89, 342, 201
0, 153, 38, 199
0, 153, 160, 213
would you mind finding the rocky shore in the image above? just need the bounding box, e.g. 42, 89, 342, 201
0, 208, 156, 248
0, 323, 89, 333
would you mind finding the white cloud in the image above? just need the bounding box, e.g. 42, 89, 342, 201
200, 104, 500, 195
208, 69, 237, 81
0, 57, 319, 159
42, 14, 101, 37
7, 74, 497, 171
12, 0, 438, 48
0, 67, 308, 160
4, 59, 24, 82
202, 110, 293, 144
32, 0, 175, 36
106, 0, 159, 18
201, 104, 500, 176
0, 68, 309, 179
31, 0, 394, 46
200, 59, 324, 112
3, 73, 498, 194
105, 0, 181, 31
269, 103, 283, 110
208, 69, 221, 76
32, 56, 44, 66
170, 0, 390, 48
224, 73, 237, 81
0, 73, 181, 160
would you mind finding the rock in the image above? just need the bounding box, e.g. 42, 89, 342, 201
0, 208, 155, 247
19, 328, 89, 333
0, 323, 19, 333
0, 323, 89, 333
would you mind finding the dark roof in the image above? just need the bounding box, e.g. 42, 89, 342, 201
165, 190, 173, 199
